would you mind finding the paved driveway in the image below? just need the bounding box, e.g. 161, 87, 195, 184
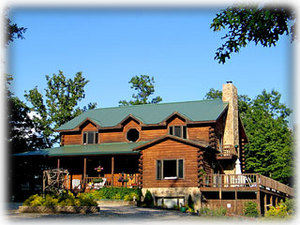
6, 204, 201, 222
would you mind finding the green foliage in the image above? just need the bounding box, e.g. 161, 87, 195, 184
89, 187, 141, 201
143, 190, 154, 207
23, 191, 97, 207
24, 71, 97, 147
211, 6, 295, 64
6, 18, 27, 45
187, 195, 194, 212
204, 88, 222, 100
119, 75, 162, 106
93, 178, 103, 183
204, 88, 293, 185
7, 75, 47, 153
284, 199, 295, 214
243, 201, 259, 217
265, 200, 288, 218
199, 207, 227, 217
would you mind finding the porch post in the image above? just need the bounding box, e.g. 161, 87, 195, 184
57, 158, 60, 169
83, 157, 87, 181
111, 156, 115, 187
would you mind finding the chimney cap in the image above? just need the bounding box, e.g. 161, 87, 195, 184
226, 81, 233, 84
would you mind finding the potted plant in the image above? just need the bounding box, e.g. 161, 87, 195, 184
180, 204, 187, 213
93, 178, 103, 183
94, 166, 103, 173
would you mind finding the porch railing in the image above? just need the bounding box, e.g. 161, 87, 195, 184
217, 145, 238, 158
201, 173, 293, 196
84, 173, 139, 189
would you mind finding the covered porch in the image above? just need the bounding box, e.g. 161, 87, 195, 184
14, 141, 147, 195
55, 155, 140, 190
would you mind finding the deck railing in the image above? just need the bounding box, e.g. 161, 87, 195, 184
84, 173, 139, 189
217, 145, 238, 158
202, 173, 293, 196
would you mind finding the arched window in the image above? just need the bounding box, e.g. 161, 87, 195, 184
126, 128, 139, 142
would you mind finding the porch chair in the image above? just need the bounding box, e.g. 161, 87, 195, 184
93, 178, 106, 190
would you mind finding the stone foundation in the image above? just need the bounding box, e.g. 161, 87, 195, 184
142, 187, 201, 211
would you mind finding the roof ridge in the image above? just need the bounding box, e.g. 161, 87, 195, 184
90, 99, 224, 111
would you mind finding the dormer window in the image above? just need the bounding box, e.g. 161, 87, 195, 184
83, 131, 98, 144
169, 126, 187, 139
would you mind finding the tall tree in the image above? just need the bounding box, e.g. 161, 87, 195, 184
7, 75, 47, 154
119, 75, 162, 106
204, 89, 293, 185
211, 6, 295, 64
25, 71, 97, 148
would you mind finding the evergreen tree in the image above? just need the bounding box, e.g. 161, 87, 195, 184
119, 75, 162, 106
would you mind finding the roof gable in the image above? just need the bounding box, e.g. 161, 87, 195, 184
56, 99, 228, 131
133, 135, 210, 151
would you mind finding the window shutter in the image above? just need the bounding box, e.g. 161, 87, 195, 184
178, 159, 183, 178
83, 132, 87, 144
183, 126, 187, 139
156, 160, 162, 180
169, 126, 173, 135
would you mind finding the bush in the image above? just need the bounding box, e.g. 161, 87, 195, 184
265, 199, 294, 218
199, 207, 226, 217
243, 201, 259, 217
143, 190, 154, 207
23, 191, 97, 207
89, 187, 141, 201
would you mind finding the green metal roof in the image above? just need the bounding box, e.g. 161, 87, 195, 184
56, 99, 228, 131
13, 141, 149, 157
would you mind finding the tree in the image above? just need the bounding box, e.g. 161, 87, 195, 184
204, 89, 293, 185
211, 6, 295, 64
7, 75, 47, 154
25, 71, 97, 148
6, 18, 27, 45
119, 75, 162, 106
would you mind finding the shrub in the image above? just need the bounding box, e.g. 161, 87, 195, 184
143, 190, 154, 207
187, 195, 195, 212
22, 191, 97, 207
89, 187, 141, 201
243, 201, 259, 217
199, 207, 226, 217
265, 200, 294, 218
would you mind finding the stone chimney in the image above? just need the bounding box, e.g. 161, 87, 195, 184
222, 81, 239, 150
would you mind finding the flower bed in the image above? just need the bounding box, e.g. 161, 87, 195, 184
20, 191, 99, 214
19, 205, 99, 214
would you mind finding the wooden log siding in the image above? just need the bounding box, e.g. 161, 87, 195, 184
138, 152, 143, 188
209, 126, 217, 149
61, 117, 215, 145
142, 139, 199, 188
187, 126, 210, 143
197, 150, 204, 187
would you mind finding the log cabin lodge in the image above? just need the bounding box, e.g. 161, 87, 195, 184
13, 81, 293, 215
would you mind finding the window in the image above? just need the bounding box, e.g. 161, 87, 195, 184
126, 128, 139, 142
156, 159, 184, 179
169, 126, 187, 139
83, 131, 98, 144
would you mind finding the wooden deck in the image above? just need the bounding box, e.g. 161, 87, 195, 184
201, 173, 293, 197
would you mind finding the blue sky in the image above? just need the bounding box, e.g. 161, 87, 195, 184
7, 8, 293, 122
